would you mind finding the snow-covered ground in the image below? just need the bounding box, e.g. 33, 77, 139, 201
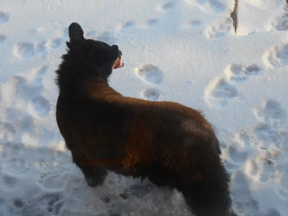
0, 0, 288, 215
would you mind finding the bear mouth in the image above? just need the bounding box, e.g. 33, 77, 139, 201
113, 50, 124, 69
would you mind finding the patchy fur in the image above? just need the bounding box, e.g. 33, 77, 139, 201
55, 22, 237, 216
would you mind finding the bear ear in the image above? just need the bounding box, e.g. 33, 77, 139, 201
68, 22, 84, 42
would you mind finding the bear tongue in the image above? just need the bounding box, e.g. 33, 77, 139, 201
114, 59, 124, 69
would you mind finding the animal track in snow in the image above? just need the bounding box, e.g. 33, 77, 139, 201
228, 144, 249, 165
205, 63, 262, 107
183, 0, 227, 14
14, 76, 40, 100
22, 194, 65, 215
0, 65, 47, 113
2, 175, 17, 190
231, 171, 260, 215
190, 20, 202, 27
147, 19, 159, 26
182, 20, 202, 29
41, 174, 66, 191
0, 142, 21, 160
13, 199, 25, 209
13, 42, 36, 60
142, 89, 161, 101
48, 38, 61, 48
253, 100, 286, 126
0, 122, 16, 143
0, 34, 6, 43
156, 2, 174, 12
270, 13, 288, 31
135, 64, 164, 84
121, 21, 134, 29
35, 41, 46, 53
29, 95, 51, 117
264, 44, 288, 68
206, 18, 233, 39
205, 77, 238, 107
0, 10, 9, 23
253, 123, 280, 148
254, 147, 281, 183
225, 64, 262, 84
128, 184, 154, 198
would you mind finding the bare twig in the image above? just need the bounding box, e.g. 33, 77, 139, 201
231, 0, 238, 33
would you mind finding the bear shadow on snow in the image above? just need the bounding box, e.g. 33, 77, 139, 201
55, 22, 237, 216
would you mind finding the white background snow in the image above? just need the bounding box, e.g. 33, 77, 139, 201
0, 0, 288, 215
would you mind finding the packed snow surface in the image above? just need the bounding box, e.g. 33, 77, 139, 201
0, 0, 288, 215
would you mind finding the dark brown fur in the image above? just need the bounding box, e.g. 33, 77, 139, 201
55, 23, 236, 216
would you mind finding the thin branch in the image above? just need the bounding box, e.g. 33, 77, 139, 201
231, 0, 238, 33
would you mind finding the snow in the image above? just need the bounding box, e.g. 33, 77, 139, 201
0, 0, 287, 215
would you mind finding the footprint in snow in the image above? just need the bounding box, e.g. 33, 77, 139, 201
231, 171, 260, 215
147, 19, 159, 26
13, 199, 25, 209
2, 174, 18, 190
263, 44, 288, 68
35, 41, 46, 53
40, 174, 66, 191
227, 143, 249, 165
182, 20, 202, 29
259, 157, 276, 183
252, 123, 281, 149
0, 122, 16, 143
225, 64, 262, 85
0, 34, 7, 43
29, 95, 51, 118
278, 187, 288, 199
204, 77, 238, 107
206, 18, 233, 39
0, 10, 9, 24
13, 42, 36, 60
48, 38, 62, 49
190, 20, 202, 27
205, 63, 262, 107
142, 89, 161, 101
0, 66, 50, 119
121, 21, 134, 29
253, 100, 286, 126
22, 194, 65, 215
156, 2, 174, 12
135, 64, 164, 85
270, 13, 288, 31
128, 183, 154, 198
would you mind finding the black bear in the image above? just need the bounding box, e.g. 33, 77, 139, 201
55, 22, 236, 216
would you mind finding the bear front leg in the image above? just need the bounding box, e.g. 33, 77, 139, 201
85, 166, 107, 187
70, 150, 108, 187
